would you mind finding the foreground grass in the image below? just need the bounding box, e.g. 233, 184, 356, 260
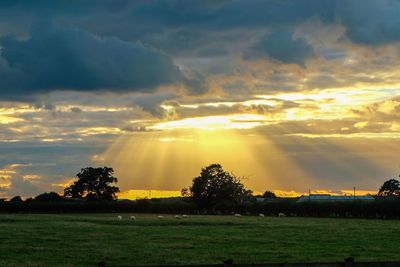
0, 214, 399, 266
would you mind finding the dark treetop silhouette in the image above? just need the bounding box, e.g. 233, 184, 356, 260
182, 163, 252, 209
64, 167, 120, 200
263, 190, 277, 199
378, 178, 400, 196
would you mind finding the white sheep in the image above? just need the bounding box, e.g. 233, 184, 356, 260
117, 215, 122, 220
182, 214, 188, 218
278, 212, 286, 217
234, 213, 242, 217
130, 215, 136, 220
157, 215, 164, 219
259, 213, 265, 217
175, 215, 181, 219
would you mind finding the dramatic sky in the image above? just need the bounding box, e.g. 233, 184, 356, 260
1, 0, 400, 198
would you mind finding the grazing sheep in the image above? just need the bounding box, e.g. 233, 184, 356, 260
234, 213, 242, 217
175, 215, 181, 219
259, 213, 265, 217
130, 215, 136, 220
278, 213, 286, 217
157, 215, 164, 219
182, 214, 188, 218
117, 215, 122, 220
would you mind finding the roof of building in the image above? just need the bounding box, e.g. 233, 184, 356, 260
297, 194, 375, 202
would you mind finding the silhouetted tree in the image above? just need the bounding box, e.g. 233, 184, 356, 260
378, 178, 400, 196
185, 163, 252, 209
9, 196, 23, 202
181, 187, 190, 197
34, 192, 63, 202
64, 167, 119, 200
263, 190, 277, 199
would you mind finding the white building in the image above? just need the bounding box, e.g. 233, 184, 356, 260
297, 194, 375, 202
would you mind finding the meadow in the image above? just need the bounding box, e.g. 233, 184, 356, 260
0, 214, 399, 267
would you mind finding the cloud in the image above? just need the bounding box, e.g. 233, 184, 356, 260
338, 0, 400, 45
78, 0, 336, 61
0, 25, 193, 100
245, 30, 315, 66
123, 0, 335, 29
352, 97, 400, 122
0, 0, 399, 103
6, 176, 44, 198
132, 92, 177, 117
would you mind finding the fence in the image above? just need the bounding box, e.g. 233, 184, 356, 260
97, 258, 400, 267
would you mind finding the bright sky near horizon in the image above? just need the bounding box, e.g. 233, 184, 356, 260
0, 0, 400, 199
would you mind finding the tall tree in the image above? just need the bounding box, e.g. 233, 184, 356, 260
378, 178, 400, 196
64, 167, 119, 200
263, 190, 277, 199
185, 163, 252, 209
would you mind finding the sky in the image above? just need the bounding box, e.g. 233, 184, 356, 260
1, 0, 400, 199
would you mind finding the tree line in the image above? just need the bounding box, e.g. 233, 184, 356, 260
1, 164, 400, 218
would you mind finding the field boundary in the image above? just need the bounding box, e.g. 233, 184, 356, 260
100, 259, 400, 267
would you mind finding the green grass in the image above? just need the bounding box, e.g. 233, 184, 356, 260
0, 214, 399, 266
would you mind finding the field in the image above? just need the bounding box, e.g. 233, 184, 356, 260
0, 214, 400, 266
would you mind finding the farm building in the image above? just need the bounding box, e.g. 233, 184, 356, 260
297, 194, 375, 202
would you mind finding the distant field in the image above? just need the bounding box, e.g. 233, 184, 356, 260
0, 214, 399, 267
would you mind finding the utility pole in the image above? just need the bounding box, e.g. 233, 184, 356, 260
353, 186, 356, 201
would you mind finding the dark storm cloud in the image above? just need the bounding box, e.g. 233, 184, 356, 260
0, 25, 187, 99
80, 0, 336, 53
245, 29, 315, 65
0, 0, 400, 102
0, 0, 337, 49
338, 0, 400, 45
124, 0, 336, 29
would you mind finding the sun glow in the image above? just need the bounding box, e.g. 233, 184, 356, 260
118, 189, 182, 199
92, 86, 400, 198
149, 114, 268, 130
97, 121, 315, 198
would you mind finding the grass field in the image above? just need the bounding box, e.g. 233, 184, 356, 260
0, 214, 400, 266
